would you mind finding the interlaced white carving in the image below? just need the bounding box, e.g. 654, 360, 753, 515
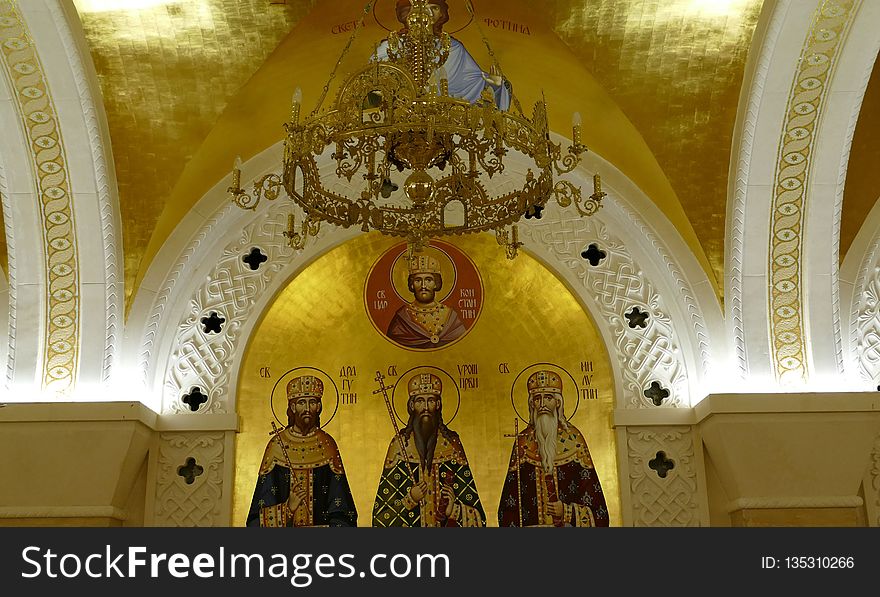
626, 427, 700, 527
853, 265, 880, 385
154, 432, 225, 527
163, 207, 299, 413
521, 207, 688, 408
612, 200, 711, 379
140, 204, 232, 390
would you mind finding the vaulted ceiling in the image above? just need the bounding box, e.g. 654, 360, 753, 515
31, 0, 873, 314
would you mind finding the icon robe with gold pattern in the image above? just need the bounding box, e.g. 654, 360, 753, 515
386, 303, 467, 349
372, 428, 485, 527
498, 423, 609, 527
247, 427, 357, 527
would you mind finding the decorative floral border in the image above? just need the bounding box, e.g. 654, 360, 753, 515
768, 0, 859, 384
0, 0, 79, 393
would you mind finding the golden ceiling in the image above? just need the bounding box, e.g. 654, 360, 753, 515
840, 55, 880, 263
72, 0, 317, 311
66, 0, 769, 309
69, 0, 767, 310
549, 0, 763, 295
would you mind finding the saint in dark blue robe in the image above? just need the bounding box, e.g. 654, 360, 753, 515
247, 427, 356, 527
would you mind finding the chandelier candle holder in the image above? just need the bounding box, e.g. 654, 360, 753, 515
227, 0, 603, 257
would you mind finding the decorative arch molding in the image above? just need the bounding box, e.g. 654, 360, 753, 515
0, 163, 12, 382
839, 44, 880, 386
727, 0, 877, 386
844, 194, 880, 386
128, 138, 722, 416
0, 0, 122, 395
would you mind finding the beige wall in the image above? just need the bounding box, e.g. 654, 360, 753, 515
2, 394, 878, 527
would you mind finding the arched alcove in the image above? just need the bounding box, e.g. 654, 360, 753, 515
234, 232, 620, 526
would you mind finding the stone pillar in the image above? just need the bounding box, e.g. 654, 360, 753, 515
698, 393, 880, 527
144, 413, 238, 527
614, 409, 709, 526
0, 402, 154, 527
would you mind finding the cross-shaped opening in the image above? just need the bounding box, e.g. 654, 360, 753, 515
177, 457, 204, 485
201, 312, 225, 334
625, 306, 650, 329
182, 387, 208, 412
644, 381, 670, 406
580, 243, 607, 266
524, 204, 544, 219
380, 178, 398, 198
648, 451, 675, 479
242, 247, 268, 271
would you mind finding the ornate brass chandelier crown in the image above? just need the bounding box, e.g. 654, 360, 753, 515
228, 0, 604, 257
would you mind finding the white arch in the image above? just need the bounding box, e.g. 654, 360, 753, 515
0, 3, 50, 394
0, 159, 13, 383
0, 0, 122, 398
844, 193, 880, 387
127, 136, 722, 414
727, 0, 877, 388
804, 0, 880, 382
29, 0, 123, 387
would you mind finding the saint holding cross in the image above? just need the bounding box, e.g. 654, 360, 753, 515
246, 375, 357, 527
498, 370, 609, 527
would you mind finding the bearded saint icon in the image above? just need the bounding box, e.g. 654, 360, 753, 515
373, 372, 485, 527
498, 370, 609, 527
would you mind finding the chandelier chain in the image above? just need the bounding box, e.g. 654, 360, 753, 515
228, 0, 600, 256
311, 0, 375, 118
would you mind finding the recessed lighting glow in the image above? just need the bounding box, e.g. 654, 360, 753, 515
684, 0, 741, 18
74, 0, 182, 13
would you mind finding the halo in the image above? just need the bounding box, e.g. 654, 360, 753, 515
510, 363, 580, 424
373, 0, 475, 35
390, 366, 461, 425
270, 367, 340, 429
390, 243, 457, 304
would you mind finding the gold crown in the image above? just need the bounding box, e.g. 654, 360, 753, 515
527, 370, 563, 395
286, 375, 323, 400
408, 372, 442, 397
408, 254, 440, 275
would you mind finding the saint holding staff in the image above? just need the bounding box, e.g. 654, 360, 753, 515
247, 374, 357, 527
372, 369, 485, 527
498, 369, 609, 527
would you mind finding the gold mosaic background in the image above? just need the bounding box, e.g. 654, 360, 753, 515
235, 233, 619, 527
71, 0, 316, 312
549, 0, 764, 298
138, 0, 716, 303
0, 1, 873, 309
840, 54, 880, 262
64, 0, 771, 312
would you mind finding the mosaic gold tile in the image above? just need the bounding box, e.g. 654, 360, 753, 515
548, 0, 764, 297
72, 0, 316, 313
68, 0, 764, 308
840, 55, 880, 263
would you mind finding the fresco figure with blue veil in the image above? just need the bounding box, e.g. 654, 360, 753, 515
374, 0, 511, 111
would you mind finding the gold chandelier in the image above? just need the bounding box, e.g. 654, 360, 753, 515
228, 0, 604, 257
